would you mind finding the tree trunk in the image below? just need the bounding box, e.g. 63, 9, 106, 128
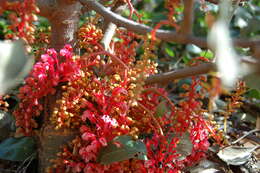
36, 1, 81, 172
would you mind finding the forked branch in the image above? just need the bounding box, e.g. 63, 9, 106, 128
80, 0, 260, 49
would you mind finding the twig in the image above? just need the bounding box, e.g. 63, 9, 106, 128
231, 129, 260, 145
16, 152, 36, 173
79, 0, 260, 49
138, 102, 164, 136
83, 51, 129, 70
142, 87, 175, 108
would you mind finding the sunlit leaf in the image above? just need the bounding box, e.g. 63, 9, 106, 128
217, 146, 259, 165
199, 50, 214, 59
208, 20, 239, 88
186, 44, 202, 54
98, 135, 147, 164
0, 40, 33, 94
0, 111, 12, 128
165, 47, 175, 57
189, 159, 221, 173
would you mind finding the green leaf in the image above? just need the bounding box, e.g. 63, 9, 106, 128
246, 89, 260, 99
165, 47, 175, 57
0, 137, 36, 161
199, 50, 214, 59
98, 135, 147, 164
0, 40, 33, 94
167, 132, 193, 161
155, 101, 167, 117
182, 55, 191, 64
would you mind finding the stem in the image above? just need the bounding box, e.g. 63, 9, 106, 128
231, 129, 260, 145
83, 51, 129, 70
138, 102, 164, 136
142, 87, 175, 108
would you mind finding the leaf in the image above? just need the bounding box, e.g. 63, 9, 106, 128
0, 111, 12, 128
246, 89, 260, 99
98, 135, 147, 164
175, 132, 193, 160
165, 47, 175, 57
208, 20, 239, 88
186, 44, 202, 54
0, 137, 36, 161
199, 50, 214, 59
217, 146, 259, 165
0, 40, 33, 94
168, 132, 193, 161
243, 73, 260, 90
155, 101, 167, 117
190, 159, 221, 173
0, 111, 14, 140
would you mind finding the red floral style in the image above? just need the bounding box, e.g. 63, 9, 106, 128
14, 45, 81, 135
13, 38, 216, 172
5, 8, 218, 170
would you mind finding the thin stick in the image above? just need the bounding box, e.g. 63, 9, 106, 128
142, 87, 175, 108
138, 102, 164, 136
231, 129, 260, 145
83, 51, 129, 70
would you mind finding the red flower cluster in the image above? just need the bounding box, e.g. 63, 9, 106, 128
0, 0, 39, 44
13, 22, 216, 172
50, 73, 213, 172
14, 45, 81, 135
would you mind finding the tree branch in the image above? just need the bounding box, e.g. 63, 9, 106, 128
144, 62, 217, 85
205, 0, 248, 5
101, 2, 127, 52
179, 0, 194, 35
80, 0, 260, 49
144, 56, 260, 85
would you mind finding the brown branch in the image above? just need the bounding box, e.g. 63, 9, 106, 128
205, 0, 219, 4
180, 0, 194, 35
80, 0, 260, 49
144, 56, 260, 85
145, 62, 217, 85
205, 0, 248, 5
